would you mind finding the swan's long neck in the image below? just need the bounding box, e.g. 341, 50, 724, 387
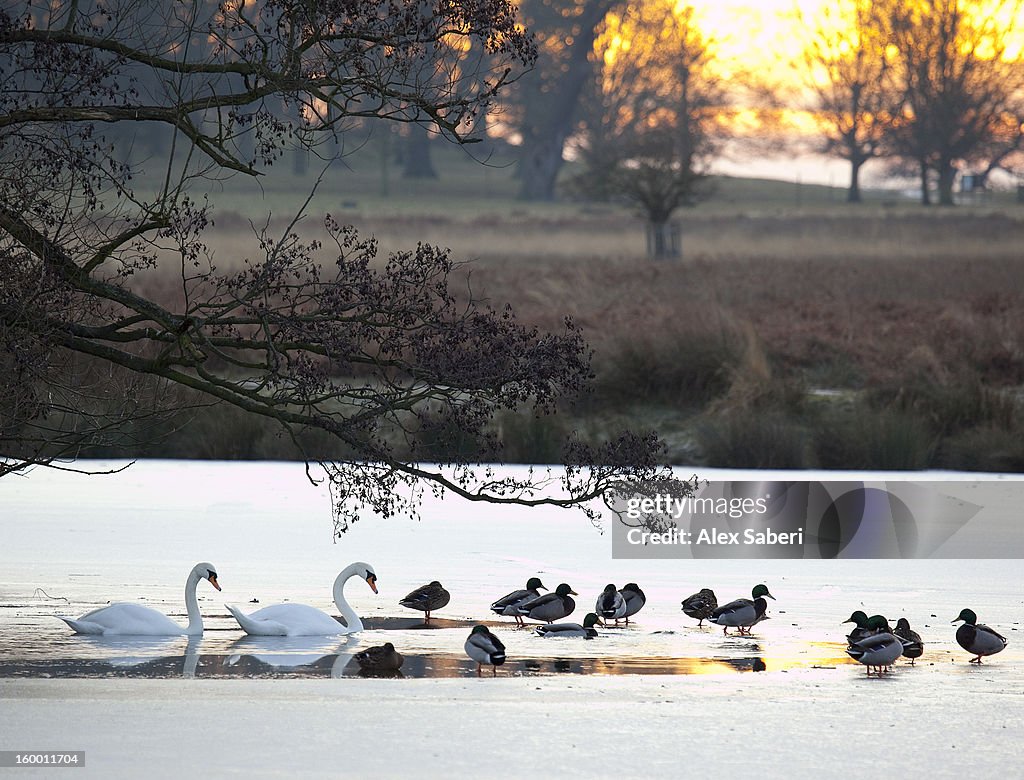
332, 565, 363, 632
184, 570, 204, 635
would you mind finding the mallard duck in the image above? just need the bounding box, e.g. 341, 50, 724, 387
846, 616, 902, 675
952, 608, 1007, 663
465, 625, 506, 676
490, 577, 546, 626
354, 642, 404, 673
842, 610, 874, 644
536, 612, 603, 639
619, 583, 646, 625
596, 583, 627, 625
399, 581, 450, 623
892, 618, 924, 664
709, 584, 774, 636
681, 588, 717, 627
514, 583, 577, 624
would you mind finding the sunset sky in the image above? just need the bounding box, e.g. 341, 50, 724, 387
691, 0, 822, 68
682, 0, 1024, 185
680, 1, 846, 184
691, 0, 1024, 68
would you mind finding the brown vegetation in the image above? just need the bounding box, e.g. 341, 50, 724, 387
140, 207, 1024, 471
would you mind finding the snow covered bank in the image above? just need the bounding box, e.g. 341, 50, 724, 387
2, 671, 1021, 779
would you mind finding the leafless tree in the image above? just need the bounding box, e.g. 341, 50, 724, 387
795, 0, 900, 203
879, 0, 1024, 204
572, 3, 727, 257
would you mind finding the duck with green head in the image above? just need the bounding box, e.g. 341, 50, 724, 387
596, 584, 627, 625
846, 615, 903, 676
952, 608, 1007, 664
535, 613, 603, 639
490, 577, 546, 626
709, 584, 774, 636
842, 611, 874, 644
514, 583, 577, 624
465, 625, 506, 676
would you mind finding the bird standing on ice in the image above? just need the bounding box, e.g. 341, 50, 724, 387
619, 583, 646, 625
709, 584, 774, 636
399, 581, 450, 624
465, 625, 506, 676
681, 588, 717, 627
595, 583, 627, 625
490, 577, 546, 626
952, 608, 1007, 664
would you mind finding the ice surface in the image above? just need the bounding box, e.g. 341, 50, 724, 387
2, 672, 1022, 779
1, 461, 1022, 777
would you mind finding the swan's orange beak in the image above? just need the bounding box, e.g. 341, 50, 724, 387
366, 575, 378, 594
209, 575, 221, 591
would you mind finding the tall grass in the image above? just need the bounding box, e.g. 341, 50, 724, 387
866, 376, 1018, 435
937, 426, 1024, 472
497, 411, 568, 464
590, 309, 742, 408
813, 406, 936, 470
694, 411, 810, 469
77, 208, 1024, 470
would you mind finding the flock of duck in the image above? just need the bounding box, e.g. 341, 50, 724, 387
840, 608, 1008, 676
56, 562, 1009, 677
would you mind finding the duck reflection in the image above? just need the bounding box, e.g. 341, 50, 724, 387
718, 656, 767, 673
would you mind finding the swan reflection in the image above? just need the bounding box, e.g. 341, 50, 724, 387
226, 634, 357, 676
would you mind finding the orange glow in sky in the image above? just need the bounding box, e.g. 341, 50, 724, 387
688, 0, 827, 72
598, 1, 1024, 183
687, 0, 1024, 73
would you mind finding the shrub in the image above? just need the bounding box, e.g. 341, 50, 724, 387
865, 376, 1017, 435
813, 406, 936, 470
694, 411, 809, 469
936, 426, 1024, 473
498, 411, 568, 464
590, 312, 742, 408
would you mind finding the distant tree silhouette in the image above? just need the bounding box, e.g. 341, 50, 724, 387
796, 0, 900, 203
879, 0, 1024, 205
572, 3, 726, 257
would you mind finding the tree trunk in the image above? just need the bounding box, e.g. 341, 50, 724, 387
645, 220, 680, 260
919, 160, 931, 206
516, 132, 568, 201
937, 159, 956, 206
847, 159, 862, 203
515, 0, 620, 201
402, 125, 437, 179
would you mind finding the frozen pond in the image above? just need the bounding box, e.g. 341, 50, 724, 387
1, 461, 1023, 778
3, 461, 1022, 681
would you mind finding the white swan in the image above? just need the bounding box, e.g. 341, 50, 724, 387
225, 562, 377, 636
58, 562, 221, 636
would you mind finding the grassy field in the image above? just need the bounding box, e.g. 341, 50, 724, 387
126, 142, 1024, 471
